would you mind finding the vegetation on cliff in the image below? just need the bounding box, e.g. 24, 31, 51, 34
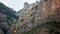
22, 21, 60, 34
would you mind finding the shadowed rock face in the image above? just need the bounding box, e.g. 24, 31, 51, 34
54, 7, 60, 22
0, 29, 4, 34
0, 3, 18, 34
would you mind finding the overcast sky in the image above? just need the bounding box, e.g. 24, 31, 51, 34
0, 0, 40, 12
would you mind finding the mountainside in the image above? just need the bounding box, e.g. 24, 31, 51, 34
13, 0, 60, 34
0, 3, 18, 34
0, 0, 60, 34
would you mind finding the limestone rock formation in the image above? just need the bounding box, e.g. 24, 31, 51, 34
6, 0, 60, 34
15, 0, 60, 34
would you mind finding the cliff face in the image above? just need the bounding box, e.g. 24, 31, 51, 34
17, 0, 45, 31
0, 3, 18, 34
5, 0, 60, 34
15, 0, 60, 34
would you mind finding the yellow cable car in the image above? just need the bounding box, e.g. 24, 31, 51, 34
13, 29, 17, 33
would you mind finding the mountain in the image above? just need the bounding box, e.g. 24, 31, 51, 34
12, 0, 60, 34
0, 3, 18, 34
22, 0, 60, 34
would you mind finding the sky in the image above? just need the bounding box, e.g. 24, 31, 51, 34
0, 0, 40, 12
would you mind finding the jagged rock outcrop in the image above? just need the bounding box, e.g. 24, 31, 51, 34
16, 2, 30, 16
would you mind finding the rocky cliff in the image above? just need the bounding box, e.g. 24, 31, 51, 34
14, 0, 60, 34
1, 0, 60, 34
